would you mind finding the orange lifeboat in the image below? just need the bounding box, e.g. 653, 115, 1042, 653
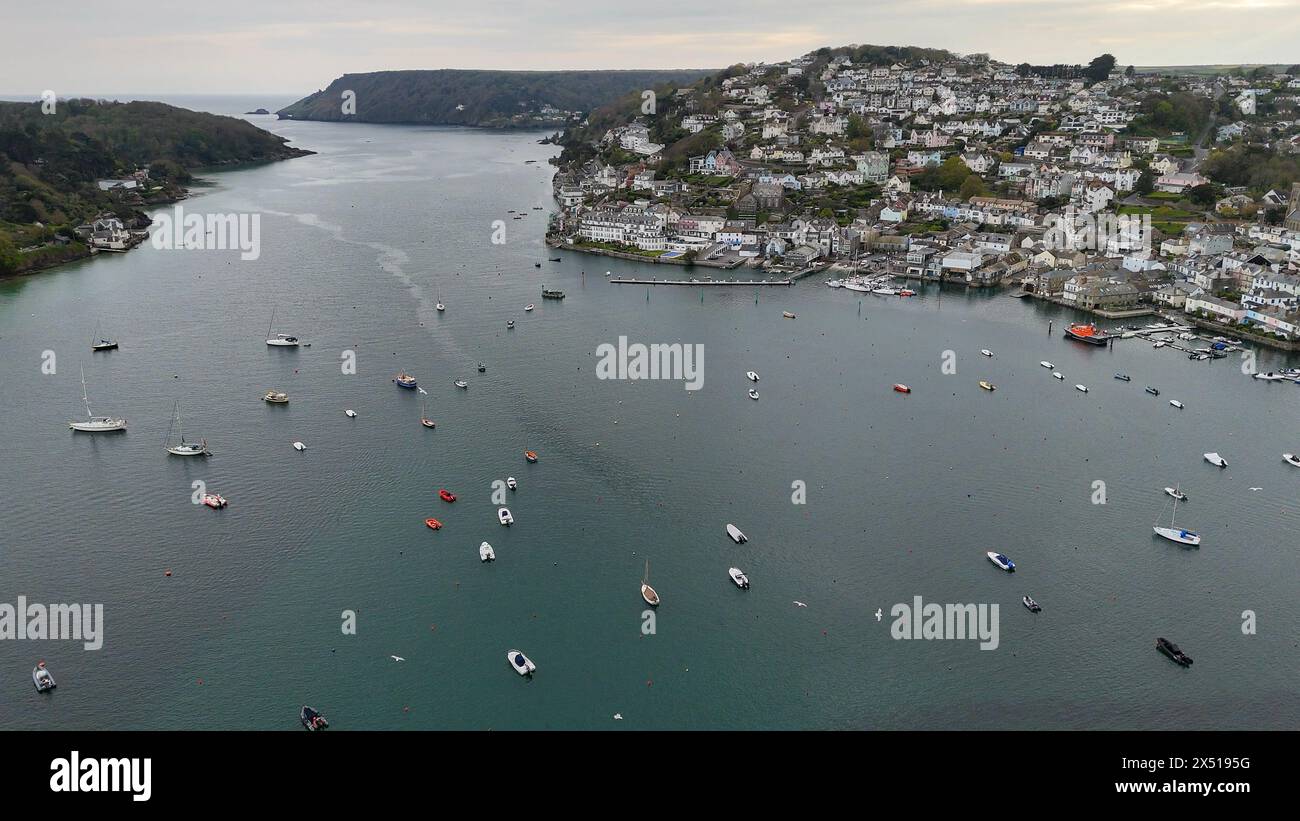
424, 518, 442, 530
439, 489, 456, 503
524, 450, 538, 463
1064, 322, 1109, 346
893, 384, 911, 393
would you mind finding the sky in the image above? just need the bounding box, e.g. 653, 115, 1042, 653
2, 0, 1298, 95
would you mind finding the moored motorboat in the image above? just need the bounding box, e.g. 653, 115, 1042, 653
301, 705, 328, 731
893, 383, 911, 393
524, 450, 538, 463
439, 489, 457, 503
524, 304, 535, 312
424, 518, 442, 530
978, 380, 996, 391
1156, 637, 1193, 667
1284, 453, 1300, 468
1075, 384, 1088, 393
262, 390, 289, 403
1039, 361, 1054, 369
393, 372, 418, 389
748, 388, 759, 400
1169, 399, 1184, 409
477, 363, 487, 372
782, 311, 796, 318
541, 288, 565, 300
506, 476, 517, 490
202, 493, 228, 509
1204, 452, 1227, 468
480, 542, 495, 562
506, 320, 515, 329
292, 441, 306, 451
454, 379, 468, 389
986, 551, 1015, 571
1022, 595, 1041, 613
1052, 372, 1064, 380
1252, 372, 1287, 381
33, 662, 55, 692
507, 649, 536, 676
92, 338, 118, 352
980, 349, 993, 357
345, 409, 357, 418
1145, 386, 1160, 396
898, 288, 915, 297
728, 567, 750, 589
726, 523, 747, 543
1114, 373, 1131, 382
498, 507, 513, 525
746, 371, 760, 382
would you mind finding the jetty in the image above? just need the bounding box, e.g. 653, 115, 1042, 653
610, 277, 793, 286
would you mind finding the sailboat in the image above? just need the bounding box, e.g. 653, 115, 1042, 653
1153, 489, 1200, 546
420, 400, 435, 429
640, 560, 660, 606
164, 400, 209, 456
90, 322, 118, 351
265, 309, 300, 347
68, 367, 126, 432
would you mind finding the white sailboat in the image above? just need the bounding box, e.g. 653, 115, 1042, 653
1153, 490, 1200, 546
641, 559, 660, 606
68, 367, 126, 432
265, 309, 300, 347
164, 400, 209, 456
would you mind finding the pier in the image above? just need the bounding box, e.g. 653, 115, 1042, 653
610, 277, 794, 286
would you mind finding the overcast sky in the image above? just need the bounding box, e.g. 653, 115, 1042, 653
3, 0, 1297, 95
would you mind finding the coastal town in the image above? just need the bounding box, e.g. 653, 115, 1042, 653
547, 48, 1300, 348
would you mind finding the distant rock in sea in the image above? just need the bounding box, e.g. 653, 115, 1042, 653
245, 108, 270, 115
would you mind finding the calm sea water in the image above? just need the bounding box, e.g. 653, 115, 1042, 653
1, 115, 1297, 730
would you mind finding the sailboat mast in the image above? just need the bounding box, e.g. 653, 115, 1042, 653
267, 309, 275, 339
80, 367, 91, 419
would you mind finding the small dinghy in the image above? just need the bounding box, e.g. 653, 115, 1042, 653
980, 349, 993, 357
425, 518, 442, 530
1022, 595, 1041, 613
454, 379, 468, 389
746, 371, 760, 382
978, 380, 996, 391
506, 476, 517, 490
477, 363, 486, 372
301, 705, 328, 731
726, 523, 747, 544
1156, 637, 1193, 667
1075, 384, 1088, 393
1164, 487, 1188, 501
782, 311, 796, 319
421, 417, 436, 429
524, 450, 538, 463
345, 409, 357, 418
1039, 361, 1054, 369
507, 649, 536, 676
893, 384, 911, 394
1145, 386, 1160, 396
33, 662, 56, 692
524, 304, 535, 312
728, 567, 750, 589
1284, 453, 1300, 468
986, 551, 1015, 572
1114, 373, 1131, 382
292, 441, 307, 451
498, 507, 513, 526
201, 493, 228, 509
641, 560, 660, 606
506, 320, 515, 329
439, 489, 457, 503
480, 542, 495, 562
748, 389, 759, 400
1052, 372, 1064, 380
1169, 399, 1184, 409
436, 302, 445, 312
262, 390, 289, 403
1204, 452, 1227, 468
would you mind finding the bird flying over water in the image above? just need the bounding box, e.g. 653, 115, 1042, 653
793, 601, 808, 608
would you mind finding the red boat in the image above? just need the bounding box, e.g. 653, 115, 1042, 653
893, 384, 911, 393
1064, 322, 1110, 346
439, 489, 456, 503
424, 518, 442, 530
524, 450, 538, 463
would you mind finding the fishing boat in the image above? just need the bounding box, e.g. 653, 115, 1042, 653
1169, 399, 1184, 409
164, 400, 210, 456
480, 542, 495, 562
524, 450, 538, 463
1145, 386, 1160, 396
1284, 453, 1300, 468
1204, 452, 1227, 468
1164, 486, 1188, 501
90, 322, 118, 351
1040, 361, 1054, 369
978, 381, 996, 391
1153, 492, 1200, 546
425, 518, 442, 530
1064, 323, 1109, 346
748, 388, 759, 400
68, 368, 127, 432
265, 310, 300, 346
439, 489, 456, 503
728, 567, 750, 589
1114, 373, 1131, 382
393, 373, 418, 389
980, 349, 993, 357
498, 507, 513, 525
506, 476, 517, 490
782, 311, 796, 319
541, 288, 565, 300
33, 662, 55, 692
300, 705, 329, 731
1156, 637, 1193, 667
262, 390, 289, 404
506, 320, 515, 329
1052, 372, 1064, 380
1022, 596, 1041, 613
726, 523, 747, 544
893, 384, 911, 394
524, 304, 535, 312
202, 493, 228, 509
345, 409, 357, 418
454, 379, 468, 389
1075, 384, 1088, 393
987, 551, 1015, 572
641, 560, 660, 606
746, 371, 760, 382
507, 649, 536, 676
292, 441, 307, 451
